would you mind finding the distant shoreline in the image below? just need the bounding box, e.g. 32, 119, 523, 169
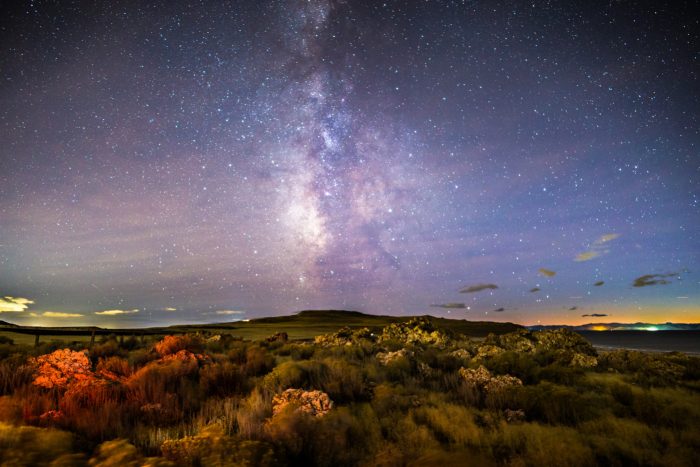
577, 330, 700, 355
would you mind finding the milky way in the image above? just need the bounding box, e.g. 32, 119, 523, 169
0, 1, 698, 327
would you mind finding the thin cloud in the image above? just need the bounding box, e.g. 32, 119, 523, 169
95, 309, 139, 315
459, 283, 498, 293
430, 303, 466, 309
574, 251, 600, 262
529, 287, 541, 293
632, 272, 679, 287
538, 268, 556, 277
593, 281, 605, 286
582, 313, 608, 317
568, 306, 578, 311
575, 233, 621, 261
42, 311, 83, 318
164, 307, 177, 311
595, 233, 620, 245
493, 307, 505, 312
214, 310, 246, 315
0, 296, 34, 313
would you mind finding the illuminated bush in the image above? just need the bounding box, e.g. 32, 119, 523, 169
96, 356, 132, 381
31, 349, 94, 390
154, 335, 204, 358
271, 389, 333, 417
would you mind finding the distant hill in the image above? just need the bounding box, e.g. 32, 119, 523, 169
0, 309, 523, 343
238, 309, 523, 338
528, 322, 700, 331
0, 319, 18, 327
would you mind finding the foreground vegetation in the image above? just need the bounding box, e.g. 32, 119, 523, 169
0, 316, 699, 466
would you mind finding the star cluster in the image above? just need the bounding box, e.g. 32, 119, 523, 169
0, 1, 698, 327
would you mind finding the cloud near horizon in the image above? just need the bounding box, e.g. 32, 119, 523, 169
582, 313, 608, 317
94, 309, 139, 315
430, 303, 467, 309
0, 296, 34, 313
459, 283, 498, 293
42, 311, 83, 318
214, 310, 246, 315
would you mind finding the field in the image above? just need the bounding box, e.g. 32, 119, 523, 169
1, 311, 699, 466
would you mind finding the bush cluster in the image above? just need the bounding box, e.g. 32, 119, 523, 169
0, 327, 698, 466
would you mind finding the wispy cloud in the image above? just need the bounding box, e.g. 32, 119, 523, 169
593, 281, 605, 286
164, 307, 177, 311
0, 296, 34, 313
575, 233, 621, 262
493, 307, 505, 312
94, 309, 139, 315
595, 233, 620, 245
430, 303, 466, 309
529, 287, 541, 293
42, 311, 83, 318
538, 268, 556, 277
582, 313, 608, 317
459, 283, 498, 293
574, 251, 600, 262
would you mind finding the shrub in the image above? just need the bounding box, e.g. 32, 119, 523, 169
31, 349, 93, 390
89, 438, 172, 466
236, 389, 271, 439
91, 339, 125, 361
199, 362, 245, 398
162, 425, 276, 467
484, 422, 595, 466
96, 356, 132, 380
154, 335, 204, 357
243, 346, 275, 376
0, 422, 83, 466
0, 355, 34, 395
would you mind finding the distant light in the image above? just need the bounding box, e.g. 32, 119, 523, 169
646, 326, 658, 332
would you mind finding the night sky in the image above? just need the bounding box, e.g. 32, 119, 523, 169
1, 1, 698, 328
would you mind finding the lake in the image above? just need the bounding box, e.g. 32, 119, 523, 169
577, 330, 700, 355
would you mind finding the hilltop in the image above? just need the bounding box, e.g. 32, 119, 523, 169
192, 309, 523, 340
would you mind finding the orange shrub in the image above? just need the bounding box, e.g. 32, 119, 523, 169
96, 356, 132, 381
31, 349, 93, 390
154, 335, 204, 357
